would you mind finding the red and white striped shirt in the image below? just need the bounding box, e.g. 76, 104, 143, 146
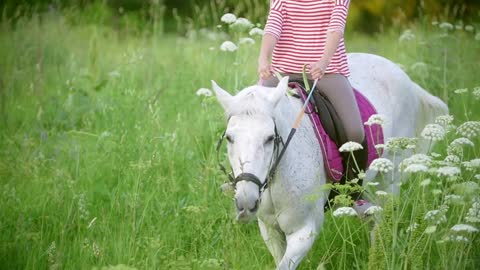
265, 0, 350, 76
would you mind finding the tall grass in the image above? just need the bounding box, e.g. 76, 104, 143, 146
0, 4, 479, 270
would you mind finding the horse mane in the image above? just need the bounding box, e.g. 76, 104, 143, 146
225, 85, 276, 118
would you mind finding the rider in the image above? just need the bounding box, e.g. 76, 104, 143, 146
258, 0, 368, 207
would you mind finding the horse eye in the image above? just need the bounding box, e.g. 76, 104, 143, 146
265, 135, 275, 144
226, 135, 234, 144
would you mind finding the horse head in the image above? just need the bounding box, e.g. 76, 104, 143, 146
212, 77, 289, 223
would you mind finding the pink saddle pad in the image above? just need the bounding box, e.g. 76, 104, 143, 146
289, 82, 384, 182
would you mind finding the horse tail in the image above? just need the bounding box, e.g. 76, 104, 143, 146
411, 82, 449, 152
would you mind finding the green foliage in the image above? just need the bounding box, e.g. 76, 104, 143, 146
0, 5, 479, 270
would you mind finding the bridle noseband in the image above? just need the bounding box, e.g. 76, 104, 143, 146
216, 121, 284, 194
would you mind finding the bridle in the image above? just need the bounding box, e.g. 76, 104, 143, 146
215, 117, 284, 195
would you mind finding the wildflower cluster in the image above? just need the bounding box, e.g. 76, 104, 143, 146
465, 198, 480, 223
461, 159, 480, 172
434, 114, 454, 127
399, 154, 432, 171
385, 137, 417, 151
456, 121, 480, 138
332, 207, 357, 217
421, 124, 445, 141
364, 114, 387, 126
339, 141, 363, 152
424, 209, 447, 225
369, 158, 394, 173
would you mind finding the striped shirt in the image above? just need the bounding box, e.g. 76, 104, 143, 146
264, 0, 350, 76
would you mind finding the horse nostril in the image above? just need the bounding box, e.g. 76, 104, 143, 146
235, 200, 244, 212
250, 200, 259, 212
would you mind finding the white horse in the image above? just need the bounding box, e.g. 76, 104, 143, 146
212, 53, 448, 270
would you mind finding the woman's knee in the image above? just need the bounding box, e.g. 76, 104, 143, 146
346, 127, 365, 144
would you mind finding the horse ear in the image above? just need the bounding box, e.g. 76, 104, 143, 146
211, 80, 233, 111
269, 76, 289, 106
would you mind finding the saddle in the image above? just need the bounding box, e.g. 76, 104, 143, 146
288, 79, 384, 182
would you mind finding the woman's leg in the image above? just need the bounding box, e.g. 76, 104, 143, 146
315, 74, 365, 143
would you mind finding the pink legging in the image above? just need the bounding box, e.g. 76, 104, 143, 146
261, 73, 365, 143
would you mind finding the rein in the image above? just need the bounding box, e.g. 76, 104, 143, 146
215, 123, 284, 193
215, 77, 317, 195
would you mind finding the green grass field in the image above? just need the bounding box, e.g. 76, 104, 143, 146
0, 8, 479, 270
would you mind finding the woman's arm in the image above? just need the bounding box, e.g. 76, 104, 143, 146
309, 31, 343, 80
309, 0, 350, 80
258, 34, 278, 79
258, 0, 284, 80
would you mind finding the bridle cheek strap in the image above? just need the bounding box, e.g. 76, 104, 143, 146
216, 122, 285, 193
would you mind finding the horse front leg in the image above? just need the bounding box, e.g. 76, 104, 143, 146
276, 222, 318, 270
258, 219, 286, 265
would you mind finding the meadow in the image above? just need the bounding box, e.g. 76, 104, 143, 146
0, 6, 479, 270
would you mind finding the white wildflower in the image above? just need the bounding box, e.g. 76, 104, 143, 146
421, 124, 445, 141
339, 141, 363, 152
444, 155, 461, 164
375, 190, 388, 196
386, 137, 417, 151
432, 189, 443, 195
431, 152, 442, 158
444, 235, 470, 243
230, 17, 254, 31
465, 199, 480, 223
375, 144, 386, 150
473, 87, 480, 99
220, 41, 238, 52
456, 121, 480, 138
239, 37, 255, 45
403, 164, 428, 174
435, 115, 454, 126
249, 27, 264, 36
455, 24, 463, 30
462, 158, 480, 171
425, 225, 437, 234
444, 194, 464, 205
196, 88, 212, 97
399, 154, 432, 171
476, 174, 480, 180
439, 22, 454, 30
364, 206, 383, 215
475, 33, 480, 41
367, 181, 380, 186
420, 178, 431, 187
332, 207, 357, 217
447, 143, 463, 157
451, 224, 479, 233
369, 158, 394, 173
399, 29, 415, 42
465, 25, 474, 32
451, 137, 474, 147
220, 13, 237, 24
437, 166, 461, 178
424, 209, 447, 225
364, 114, 387, 126
454, 88, 468, 94
406, 223, 419, 233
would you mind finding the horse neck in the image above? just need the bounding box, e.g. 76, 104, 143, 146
273, 95, 303, 135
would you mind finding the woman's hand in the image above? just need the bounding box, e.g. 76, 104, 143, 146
308, 58, 329, 80
258, 57, 273, 80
